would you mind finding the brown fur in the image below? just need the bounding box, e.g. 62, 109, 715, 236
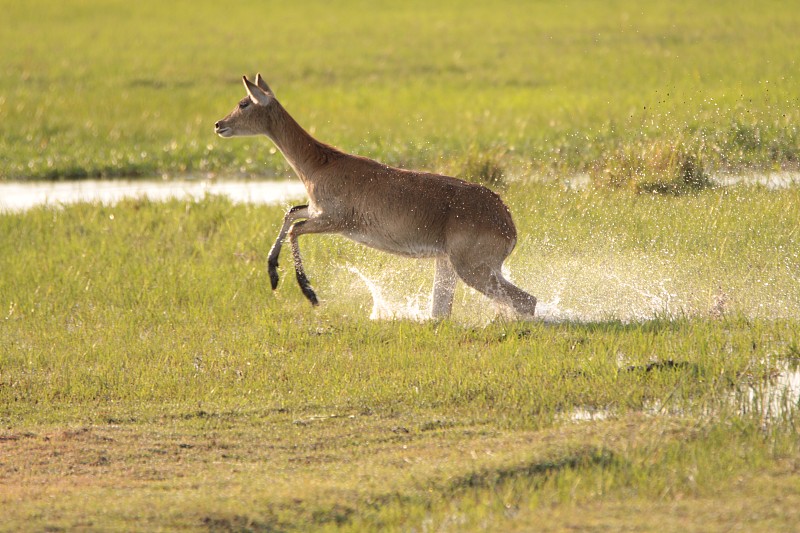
215, 74, 536, 318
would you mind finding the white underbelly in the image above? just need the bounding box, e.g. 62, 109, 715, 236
343, 230, 443, 258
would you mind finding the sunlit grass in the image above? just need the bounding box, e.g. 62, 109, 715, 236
2, 0, 800, 528
2, 187, 798, 417
2, 0, 799, 181
1, 186, 798, 529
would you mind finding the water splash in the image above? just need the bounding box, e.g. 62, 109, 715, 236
507, 254, 681, 323
509, 247, 800, 323
346, 262, 575, 324
533, 294, 568, 323
346, 265, 429, 321
340, 248, 796, 324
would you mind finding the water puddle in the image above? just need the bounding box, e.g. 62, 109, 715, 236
2, 172, 798, 213
734, 358, 800, 424
0, 179, 306, 212
714, 171, 800, 189
565, 358, 800, 424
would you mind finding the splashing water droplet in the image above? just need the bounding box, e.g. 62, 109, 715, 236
346, 265, 429, 321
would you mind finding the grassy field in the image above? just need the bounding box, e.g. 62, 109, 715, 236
2, 0, 800, 530
1, 186, 799, 530
1, 0, 799, 185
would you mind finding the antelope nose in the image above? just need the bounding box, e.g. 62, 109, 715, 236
214, 121, 220, 129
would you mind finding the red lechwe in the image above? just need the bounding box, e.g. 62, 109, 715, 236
215, 74, 537, 319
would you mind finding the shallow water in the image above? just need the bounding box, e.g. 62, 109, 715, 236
0, 179, 306, 212
566, 359, 800, 424
2, 172, 798, 212
715, 171, 800, 189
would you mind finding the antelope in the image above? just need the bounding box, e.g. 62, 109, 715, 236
215, 74, 537, 319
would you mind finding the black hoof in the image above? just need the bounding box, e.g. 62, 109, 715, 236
304, 289, 319, 306
268, 266, 279, 290
296, 272, 319, 306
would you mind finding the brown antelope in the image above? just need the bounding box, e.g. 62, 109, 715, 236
215, 74, 537, 319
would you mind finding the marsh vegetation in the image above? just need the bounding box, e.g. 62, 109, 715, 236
1, 0, 799, 530
2, 1, 799, 187
2, 187, 799, 530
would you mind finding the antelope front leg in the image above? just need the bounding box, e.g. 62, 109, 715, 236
287, 216, 339, 306
431, 256, 457, 318
267, 205, 309, 290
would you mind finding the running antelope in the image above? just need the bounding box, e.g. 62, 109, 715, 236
215, 74, 537, 319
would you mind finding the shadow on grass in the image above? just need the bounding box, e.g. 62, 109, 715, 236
442, 445, 616, 494
497, 315, 694, 341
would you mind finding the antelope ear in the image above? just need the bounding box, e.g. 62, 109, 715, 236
255, 73, 273, 94
243, 76, 271, 106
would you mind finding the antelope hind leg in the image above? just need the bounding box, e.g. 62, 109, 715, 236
491, 274, 537, 319
453, 261, 537, 319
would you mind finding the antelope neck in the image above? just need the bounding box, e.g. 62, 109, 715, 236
262, 102, 337, 183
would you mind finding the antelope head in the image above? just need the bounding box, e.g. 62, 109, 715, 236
214, 74, 275, 138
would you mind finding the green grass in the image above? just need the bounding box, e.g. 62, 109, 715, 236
2, 1, 800, 529
1, 187, 799, 530
2, 0, 799, 183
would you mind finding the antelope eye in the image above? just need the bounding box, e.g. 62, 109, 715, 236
238, 99, 250, 109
